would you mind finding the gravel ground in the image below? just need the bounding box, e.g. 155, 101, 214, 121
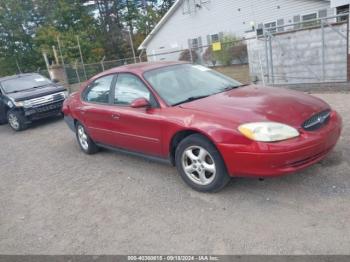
0, 93, 349, 255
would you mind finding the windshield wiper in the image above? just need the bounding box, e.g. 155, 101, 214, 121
173, 95, 210, 106
32, 83, 51, 89
223, 84, 249, 91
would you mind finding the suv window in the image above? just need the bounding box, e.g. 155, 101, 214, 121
85, 75, 114, 103
113, 74, 151, 105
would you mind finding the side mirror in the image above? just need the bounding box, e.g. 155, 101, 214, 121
130, 97, 150, 108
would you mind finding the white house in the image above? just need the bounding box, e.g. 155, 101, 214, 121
138, 0, 342, 62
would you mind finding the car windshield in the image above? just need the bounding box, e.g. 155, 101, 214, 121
1, 74, 52, 94
144, 64, 243, 106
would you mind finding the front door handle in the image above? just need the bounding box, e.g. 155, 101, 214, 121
111, 114, 120, 120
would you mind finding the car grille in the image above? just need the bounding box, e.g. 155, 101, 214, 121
302, 110, 331, 131
25, 92, 65, 108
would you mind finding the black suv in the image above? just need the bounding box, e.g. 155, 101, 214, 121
0, 73, 67, 131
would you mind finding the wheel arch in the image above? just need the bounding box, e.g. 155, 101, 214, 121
169, 129, 220, 166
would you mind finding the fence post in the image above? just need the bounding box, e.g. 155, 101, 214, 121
188, 41, 193, 63
56, 36, 68, 86
101, 56, 105, 71
76, 36, 87, 80
321, 20, 326, 82
74, 60, 81, 84
268, 34, 274, 85
264, 34, 270, 84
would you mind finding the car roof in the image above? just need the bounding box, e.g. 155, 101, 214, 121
92, 61, 188, 80
0, 73, 41, 83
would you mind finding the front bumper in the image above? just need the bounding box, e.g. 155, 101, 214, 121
218, 111, 342, 177
64, 115, 75, 132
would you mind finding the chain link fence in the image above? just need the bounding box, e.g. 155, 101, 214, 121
145, 39, 250, 84
247, 13, 349, 88
65, 57, 144, 85
42, 13, 349, 91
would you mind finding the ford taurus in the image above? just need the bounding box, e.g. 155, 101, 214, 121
62, 62, 342, 192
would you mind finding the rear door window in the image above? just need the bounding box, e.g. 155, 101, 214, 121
85, 75, 114, 103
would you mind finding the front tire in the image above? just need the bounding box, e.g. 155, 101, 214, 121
7, 110, 28, 131
175, 134, 230, 192
75, 122, 99, 154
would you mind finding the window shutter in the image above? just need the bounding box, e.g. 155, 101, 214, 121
188, 38, 192, 49
206, 35, 211, 45
293, 15, 301, 29
198, 37, 203, 52
318, 9, 327, 18
277, 19, 284, 32
219, 32, 224, 42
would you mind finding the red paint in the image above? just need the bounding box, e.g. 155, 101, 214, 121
62, 62, 342, 177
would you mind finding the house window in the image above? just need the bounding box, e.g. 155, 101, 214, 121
264, 21, 277, 33
302, 13, 318, 27
337, 5, 349, 22
211, 34, 219, 43
207, 34, 220, 45
189, 37, 203, 51
191, 38, 199, 49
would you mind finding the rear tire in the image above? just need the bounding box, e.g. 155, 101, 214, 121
175, 134, 230, 192
75, 122, 99, 154
7, 110, 28, 131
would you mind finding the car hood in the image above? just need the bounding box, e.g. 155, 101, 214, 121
179, 85, 330, 127
6, 85, 66, 102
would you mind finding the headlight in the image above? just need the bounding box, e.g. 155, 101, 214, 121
8, 99, 26, 108
13, 100, 33, 108
238, 122, 299, 142
13, 101, 25, 107
63, 91, 69, 98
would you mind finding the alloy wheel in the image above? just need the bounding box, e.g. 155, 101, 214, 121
8, 113, 19, 130
77, 125, 89, 151
181, 145, 216, 186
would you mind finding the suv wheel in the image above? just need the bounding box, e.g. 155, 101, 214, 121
7, 110, 27, 131
175, 134, 230, 192
75, 122, 99, 154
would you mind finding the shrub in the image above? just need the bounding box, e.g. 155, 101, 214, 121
202, 47, 217, 66
212, 34, 247, 66
178, 49, 198, 62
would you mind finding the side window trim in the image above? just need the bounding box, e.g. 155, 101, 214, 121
109, 74, 118, 104
112, 72, 159, 108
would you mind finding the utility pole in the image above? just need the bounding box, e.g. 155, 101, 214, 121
76, 36, 87, 80
109, 13, 137, 64
125, 29, 137, 64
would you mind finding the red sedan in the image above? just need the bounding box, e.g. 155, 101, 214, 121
62, 62, 342, 192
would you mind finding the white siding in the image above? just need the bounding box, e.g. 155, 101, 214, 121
146, 0, 334, 61
331, 0, 350, 7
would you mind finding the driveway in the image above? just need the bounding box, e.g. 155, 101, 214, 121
0, 93, 349, 254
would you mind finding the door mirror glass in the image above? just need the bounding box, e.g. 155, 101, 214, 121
130, 98, 150, 108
